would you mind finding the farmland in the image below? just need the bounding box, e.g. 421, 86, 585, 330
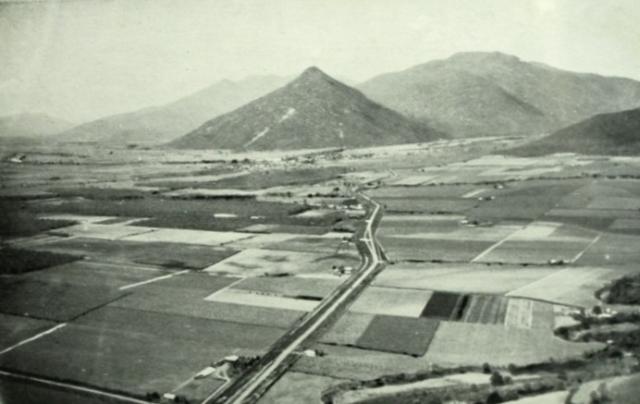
2, 142, 640, 404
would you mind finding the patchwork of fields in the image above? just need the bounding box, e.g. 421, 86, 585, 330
2, 149, 640, 404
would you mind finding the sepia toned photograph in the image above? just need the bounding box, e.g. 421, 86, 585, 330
1, 0, 640, 403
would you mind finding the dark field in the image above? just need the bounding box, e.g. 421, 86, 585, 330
0, 277, 125, 321
355, 315, 440, 356
29, 195, 347, 234
0, 375, 122, 404
0, 307, 282, 399
0, 202, 75, 238
0, 247, 80, 275
141, 166, 348, 190
379, 237, 494, 262
33, 238, 237, 270
420, 291, 462, 319
0, 313, 56, 351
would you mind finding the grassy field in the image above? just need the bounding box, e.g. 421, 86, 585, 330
0, 277, 125, 321
320, 313, 375, 346
0, 307, 281, 399
294, 343, 431, 381
30, 195, 343, 233
205, 288, 319, 312
0, 313, 57, 351
0, 246, 80, 274
507, 266, 640, 307
232, 276, 340, 299
356, 315, 440, 356
0, 375, 122, 404
258, 371, 344, 404
476, 239, 594, 264
34, 237, 237, 270
424, 322, 603, 366
374, 264, 560, 294
0, 201, 76, 238
349, 286, 433, 318
111, 273, 303, 328
204, 248, 349, 277
379, 237, 495, 262
143, 166, 347, 190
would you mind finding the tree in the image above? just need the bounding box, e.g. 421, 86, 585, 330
490, 370, 505, 386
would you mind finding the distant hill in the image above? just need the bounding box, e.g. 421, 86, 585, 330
508, 107, 640, 156
55, 75, 289, 145
358, 52, 640, 137
0, 113, 74, 138
169, 67, 444, 150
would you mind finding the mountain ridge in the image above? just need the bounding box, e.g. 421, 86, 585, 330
169, 67, 444, 150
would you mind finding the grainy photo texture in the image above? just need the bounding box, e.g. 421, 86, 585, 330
1, 1, 640, 403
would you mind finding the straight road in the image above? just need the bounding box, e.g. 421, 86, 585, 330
208, 193, 384, 404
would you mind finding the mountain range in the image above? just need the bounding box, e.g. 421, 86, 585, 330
169, 67, 443, 150
54, 75, 289, 145
509, 107, 640, 156
0, 113, 74, 138
358, 52, 640, 137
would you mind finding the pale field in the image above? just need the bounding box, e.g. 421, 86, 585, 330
390, 224, 521, 242
504, 299, 534, 329
382, 214, 465, 222
571, 373, 640, 404
424, 322, 603, 367
205, 288, 319, 312
475, 239, 595, 265
335, 375, 458, 404
385, 174, 437, 186
53, 223, 155, 240
203, 248, 331, 276
225, 232, 299, 249
39, 214, 119, 224
348, 286, 432, 318
294, 343, 431, 381
507, 266, 640, 308
294, 209, 336, 218
374, 265, 559, 295
257, 371, 344, 404
507, 391, 569, 404
320, 312, 375, 346
162, 188, 261, 197
231, 276, 340, 299
124, 227, 252, 246
588, 196, 640, 210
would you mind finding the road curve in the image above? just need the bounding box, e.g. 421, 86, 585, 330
210, 193, 384, 404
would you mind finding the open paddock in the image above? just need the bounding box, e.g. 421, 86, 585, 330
349, 286, 433, 318
204, 248, 351, 277
356, 315, 440, 356
379, 237, 496, 262
0, 307, 281, 399
33, 237, 237, 269
294, 343, 432, 381
320, 313, 375, 346
0, 246, 80, 275
576, 233, 640, 265
232, 276, 340, 299
0, 313, 57, 352
205, 288, 319, 312
123, 227, 251, 246
424, 322, 603, 366
507, 266, 640, 308
0, 277, 125, 322
378, 198, 477, 214
475, 239, 594, 264
461, 295, 508, 324
112, 274, 302, 329
374, 264, 560, 294
258, 372, 345, 404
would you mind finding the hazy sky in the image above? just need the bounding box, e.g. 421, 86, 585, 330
1, 0, 639, 122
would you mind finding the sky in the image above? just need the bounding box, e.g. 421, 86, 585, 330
1, 0, 639, 123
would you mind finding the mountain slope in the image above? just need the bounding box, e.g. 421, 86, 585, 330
358, 52, 640, 137
56, 75, 288, 145
169, 67, 444, 150
508, 107, 640, 156
0, 113, 74, 138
